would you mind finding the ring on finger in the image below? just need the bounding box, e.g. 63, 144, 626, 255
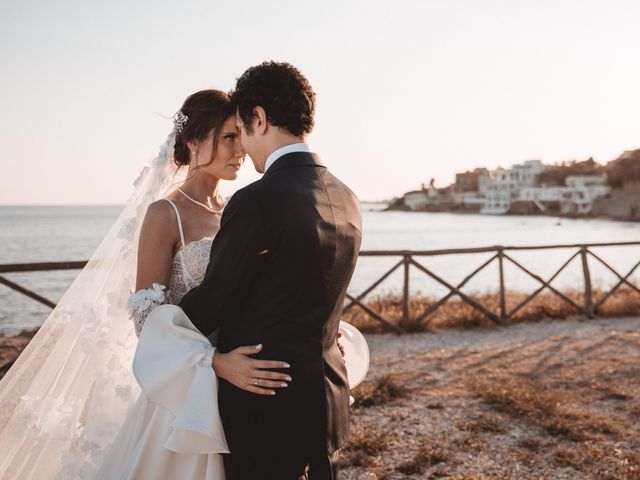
253, 379, 260, 386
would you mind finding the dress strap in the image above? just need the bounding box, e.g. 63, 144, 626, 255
163, 199, 186, 247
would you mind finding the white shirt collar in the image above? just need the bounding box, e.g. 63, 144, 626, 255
264, 143, 310, 173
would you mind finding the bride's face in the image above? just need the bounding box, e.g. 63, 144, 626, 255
193, 116, 245, 180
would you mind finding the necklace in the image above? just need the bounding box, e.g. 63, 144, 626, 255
177, 188, 224, 214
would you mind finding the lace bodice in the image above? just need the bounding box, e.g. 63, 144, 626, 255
166, 237, 214, 304
128, 199, 217, 336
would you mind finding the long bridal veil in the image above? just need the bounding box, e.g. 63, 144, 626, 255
0, 129, 186, 479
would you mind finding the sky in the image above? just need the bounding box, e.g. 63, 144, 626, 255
0, 0, 639, 204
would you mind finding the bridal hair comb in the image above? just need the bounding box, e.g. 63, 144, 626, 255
173, 111, 189, 134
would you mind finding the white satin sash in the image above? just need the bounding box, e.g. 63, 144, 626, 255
132, 306, 370, 455
132, 304, 230, 455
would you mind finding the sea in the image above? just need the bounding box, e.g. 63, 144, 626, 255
0, 204, 638, 335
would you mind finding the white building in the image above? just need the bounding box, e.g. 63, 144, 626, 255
565, 175, 609, 191
518, 186, 566, 202
479, 160, 545, 214
516, 186, 566, 212
503, 160, 545, 185
406, 162, 610, 216
403, 182, 443, 211
481, 179, 516, 214
560, 175, 611, 214
462, 191, 485, 207
403, 191, 428, 210
481, 172, 610, 215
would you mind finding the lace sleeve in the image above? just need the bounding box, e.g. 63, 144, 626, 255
127, 283, 169, 336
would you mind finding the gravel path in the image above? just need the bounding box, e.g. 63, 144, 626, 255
365, 315, 640, 365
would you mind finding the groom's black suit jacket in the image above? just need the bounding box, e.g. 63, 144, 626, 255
180, 151, 362, 458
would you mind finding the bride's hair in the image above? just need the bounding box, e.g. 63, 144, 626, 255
173, 89, 234, 167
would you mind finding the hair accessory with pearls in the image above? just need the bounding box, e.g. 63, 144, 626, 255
173, 111, 189, 134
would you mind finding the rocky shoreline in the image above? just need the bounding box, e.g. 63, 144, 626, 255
385, 202, 640, 222
0, 329, 37, 380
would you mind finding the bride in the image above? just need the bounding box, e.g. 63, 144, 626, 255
94, 89, 295, 479
0, 88, 367, 479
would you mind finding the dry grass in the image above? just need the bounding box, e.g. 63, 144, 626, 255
340, 427, 390, 468
343, 286, 640, 334
457, 416, 507, 435
468, 373, 624, 441
396, 438, 455, 475
464, 369, 640, 479
352, 374, 409, 408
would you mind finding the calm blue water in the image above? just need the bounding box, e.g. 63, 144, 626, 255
0, 204, 638, 335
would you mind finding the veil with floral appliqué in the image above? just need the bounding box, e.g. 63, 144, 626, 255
0, 127, 186, 479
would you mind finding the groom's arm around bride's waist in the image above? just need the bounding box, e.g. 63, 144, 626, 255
179, 189, 266, 337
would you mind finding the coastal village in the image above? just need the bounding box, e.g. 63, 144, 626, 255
390, 148, 640, 221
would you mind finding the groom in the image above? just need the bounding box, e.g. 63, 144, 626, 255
180, 61, 362, 479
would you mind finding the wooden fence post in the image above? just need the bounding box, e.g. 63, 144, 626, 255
498, 248, 506, 324
402, 255, 410, 329
581, 246, 594, 318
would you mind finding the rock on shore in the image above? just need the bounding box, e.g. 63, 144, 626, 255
0, 329, 38, 380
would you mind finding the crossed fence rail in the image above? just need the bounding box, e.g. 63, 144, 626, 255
1, 241, 639, 334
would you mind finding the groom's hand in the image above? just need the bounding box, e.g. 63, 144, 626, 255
212, 344, 292, 396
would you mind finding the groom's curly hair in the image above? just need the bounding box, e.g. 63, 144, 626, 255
230, 61, 316, 137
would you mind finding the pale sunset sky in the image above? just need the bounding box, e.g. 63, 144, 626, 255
0, 0, 638, 204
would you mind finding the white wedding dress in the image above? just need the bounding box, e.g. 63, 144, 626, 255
96, 199, 228, 480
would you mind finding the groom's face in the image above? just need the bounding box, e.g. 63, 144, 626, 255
236, 111, 263, 173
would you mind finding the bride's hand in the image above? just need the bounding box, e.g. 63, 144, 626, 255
212, 344, 292, 396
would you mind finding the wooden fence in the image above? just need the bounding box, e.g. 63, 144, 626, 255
1, 241, 639, 334
346, 241, 639, 333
